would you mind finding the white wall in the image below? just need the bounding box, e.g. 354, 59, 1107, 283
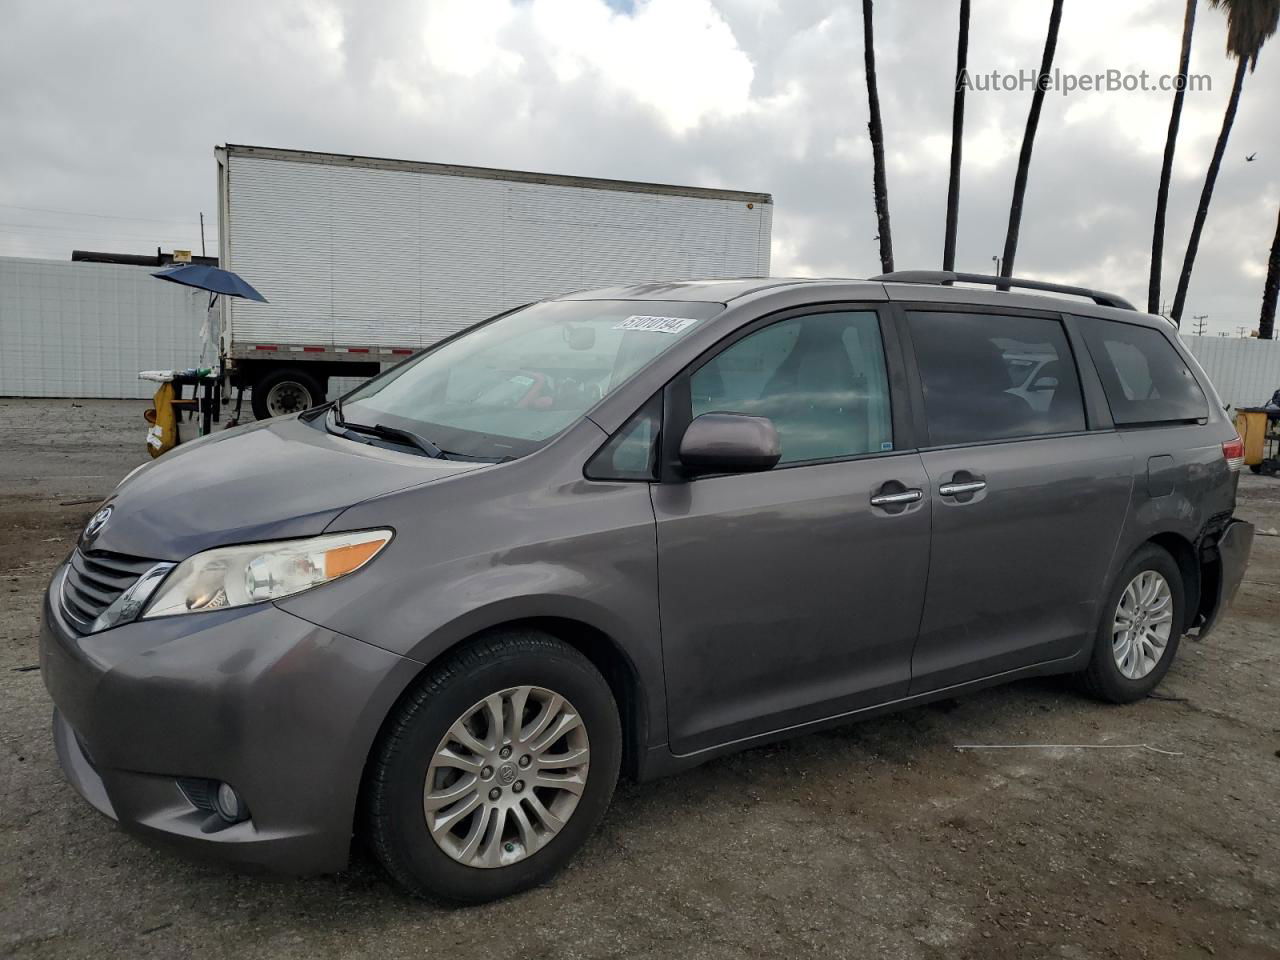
7, 256, 1274, 409
1180, 335, 1280, 410
0, 257, 207, 398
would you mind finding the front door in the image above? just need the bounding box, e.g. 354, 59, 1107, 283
901, 308, 1133, 692
652, 307, 931, 756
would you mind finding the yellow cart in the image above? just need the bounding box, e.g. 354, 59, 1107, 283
1234, 407, 1280, 475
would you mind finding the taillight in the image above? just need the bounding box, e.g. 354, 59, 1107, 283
1223, 436, 1244, 471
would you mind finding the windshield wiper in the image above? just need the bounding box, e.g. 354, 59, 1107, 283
340, 419, 448, 459
327, 401, 449, 459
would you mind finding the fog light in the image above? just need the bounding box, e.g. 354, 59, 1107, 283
213, 782, 247, 823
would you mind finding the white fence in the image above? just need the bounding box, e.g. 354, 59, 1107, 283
0, 257, 208, 399
1179, 335, 1280, 411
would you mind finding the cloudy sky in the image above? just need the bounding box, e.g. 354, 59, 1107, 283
2, 0, 1277, 335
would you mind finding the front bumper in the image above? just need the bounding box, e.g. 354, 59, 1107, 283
39, 566, 420, 874
1196, 517, 1255, 640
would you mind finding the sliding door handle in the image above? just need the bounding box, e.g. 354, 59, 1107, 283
870, 489, 923, 507
939, 480, 986, 497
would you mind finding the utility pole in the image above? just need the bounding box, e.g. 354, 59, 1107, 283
991, 255, 1002, 276
199, 212, 206, 257
1192, 314, 1209, 335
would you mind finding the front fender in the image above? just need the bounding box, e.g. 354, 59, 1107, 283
276, 441, 666, 745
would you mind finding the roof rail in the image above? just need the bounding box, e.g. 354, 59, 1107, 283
872, 270, 1136, 311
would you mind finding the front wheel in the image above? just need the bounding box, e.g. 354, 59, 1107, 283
366, 631, 621, 902
1081, 544, 1185, 703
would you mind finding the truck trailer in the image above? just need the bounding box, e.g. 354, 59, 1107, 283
215, 145, 774, 419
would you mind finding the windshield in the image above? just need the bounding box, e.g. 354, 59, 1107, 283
340, 299, 721, 460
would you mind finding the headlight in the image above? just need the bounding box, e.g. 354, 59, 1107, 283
142, 529, 392, 618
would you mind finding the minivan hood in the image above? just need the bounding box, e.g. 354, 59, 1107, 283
87, 415, 484, 561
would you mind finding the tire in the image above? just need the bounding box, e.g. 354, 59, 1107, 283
250, 367, 324, 420
1081, 544, 1185, 704
366, 630, 621, 903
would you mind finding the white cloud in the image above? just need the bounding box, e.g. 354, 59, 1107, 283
421, 0, 522, 79
1, 0, 1277, 334
529, 0, 756, 134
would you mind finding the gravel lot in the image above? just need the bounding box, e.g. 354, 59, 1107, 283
2, 398, 1278, 959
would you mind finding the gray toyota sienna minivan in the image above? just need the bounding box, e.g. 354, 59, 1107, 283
41, 273, 1253, 902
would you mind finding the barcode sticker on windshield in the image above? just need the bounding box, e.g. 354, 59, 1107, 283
614, 315, 701, 334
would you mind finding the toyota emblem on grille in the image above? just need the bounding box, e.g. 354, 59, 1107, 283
83, 505, 112, 541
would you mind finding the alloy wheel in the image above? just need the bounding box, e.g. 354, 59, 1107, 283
423, 685, 590, 869
1112, 570, 1174, 680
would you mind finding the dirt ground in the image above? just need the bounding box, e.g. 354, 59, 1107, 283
1, 398, 1278, 959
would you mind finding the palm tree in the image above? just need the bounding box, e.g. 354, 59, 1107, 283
1170, 0, 1280, 325
1261, 207, 1280, 339
999, 0, 1065, 284
943, 0, 971, 272
862, 0, 893, 274
1149, 0, 1199, 314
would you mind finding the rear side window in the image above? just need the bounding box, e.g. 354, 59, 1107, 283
689, 310, 893, 464
1079, 318, 1208, 425
907, 311, 1086, 445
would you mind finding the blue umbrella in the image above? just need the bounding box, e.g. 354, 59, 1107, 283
152, 264, 268, 302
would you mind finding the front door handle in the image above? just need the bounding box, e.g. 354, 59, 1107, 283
870, 488, 923, 507
938, 480, 986, 497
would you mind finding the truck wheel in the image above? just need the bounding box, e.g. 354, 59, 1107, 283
251, 367, 324, 419
366, 630, 621, 903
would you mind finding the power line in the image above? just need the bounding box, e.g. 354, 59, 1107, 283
0, 220, 201, 242
0, 202, 196, 225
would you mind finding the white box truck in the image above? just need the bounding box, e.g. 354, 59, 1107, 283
215, 145, 773, 418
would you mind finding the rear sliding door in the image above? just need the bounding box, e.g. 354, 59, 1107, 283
901, 307, 1133, 693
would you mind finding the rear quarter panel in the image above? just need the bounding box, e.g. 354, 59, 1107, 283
1103, 422, 1236, 582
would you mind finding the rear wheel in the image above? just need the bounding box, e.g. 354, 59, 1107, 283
251, 367, 324, 419
366, 631, 621, 902
1081, 544, 1184, 703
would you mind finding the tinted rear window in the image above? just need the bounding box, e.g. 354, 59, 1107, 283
1079, 318, 1208, 425
907, 311, 1086, 445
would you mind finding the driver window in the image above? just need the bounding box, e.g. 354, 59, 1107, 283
690, 311, 893, 465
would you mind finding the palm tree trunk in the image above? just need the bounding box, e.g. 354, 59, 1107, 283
862, 0, 894, 274
943, 0, 971, 272
1170, 55, 1249, 325
1149, 0, 1198, 314
999, 0, 1064, 285
1261, 206, 1280, 339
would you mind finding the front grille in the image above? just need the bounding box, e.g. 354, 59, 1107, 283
59, 548, 156, 635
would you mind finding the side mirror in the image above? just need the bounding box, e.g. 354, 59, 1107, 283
678, 413, 781, 475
